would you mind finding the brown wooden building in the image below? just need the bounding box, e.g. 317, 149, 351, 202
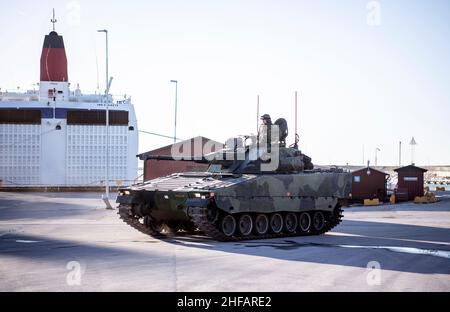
394, 165, 427, 200
351, 167, 389, 202
138, 136, 223, 181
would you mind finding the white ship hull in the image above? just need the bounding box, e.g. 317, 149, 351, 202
0, 100, 138, 187
0, 23, 139, 188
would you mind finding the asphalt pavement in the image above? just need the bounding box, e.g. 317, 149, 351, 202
0, 191, 449, 291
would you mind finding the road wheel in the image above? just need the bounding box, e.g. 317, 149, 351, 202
284, 213, 298, 233
238, 214, 253, 236
206, 207, 219, 223
165, 221, 181, 234
270, 213, 283, 234
144, 216, 164, 233
181, 222, 197, 233
221, 215, 237, 237
254, 214, 269, 235
298, 212, 311, 232
312, 211, 325, 232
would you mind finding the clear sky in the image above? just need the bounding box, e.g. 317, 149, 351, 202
1, 0, 449, 166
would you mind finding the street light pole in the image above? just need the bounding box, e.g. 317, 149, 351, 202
375, 147, 380, 166
98, 29, 112, 209
170, 80, 178, 143
409, 137, 417, 165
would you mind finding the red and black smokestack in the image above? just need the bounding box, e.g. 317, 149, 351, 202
40, 31, 68, 82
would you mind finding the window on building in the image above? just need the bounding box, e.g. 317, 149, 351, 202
67, 110, 129, 125
354, 176, 361, 183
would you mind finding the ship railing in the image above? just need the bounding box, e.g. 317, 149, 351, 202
0, 178, 138, 188
0, 88, 39, 101
0, 88, 131, 105
0, 88, 39, 94
68, 92, 131, 105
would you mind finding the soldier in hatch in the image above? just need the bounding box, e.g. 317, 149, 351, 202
257, 114, 272, 146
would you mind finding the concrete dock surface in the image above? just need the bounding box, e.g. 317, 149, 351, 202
0, 191, 449, 291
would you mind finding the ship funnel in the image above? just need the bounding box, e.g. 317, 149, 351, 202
40, 30, 68, 82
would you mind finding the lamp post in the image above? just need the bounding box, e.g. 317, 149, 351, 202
170, 80, 178, 143
98, 29, 112, 209
410, 137, 417, 165
375, 147, 380, 166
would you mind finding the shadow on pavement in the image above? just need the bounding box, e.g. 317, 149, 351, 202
339, 219, 450, 244
0, 232, 160, 262
0, 192, 116, 220
1, 217, 449, 275
0, 200, 96, 220
162, 219, 450, 275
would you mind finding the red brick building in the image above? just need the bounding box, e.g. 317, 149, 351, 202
351, 167, 389, 202
138, 136, 223, 181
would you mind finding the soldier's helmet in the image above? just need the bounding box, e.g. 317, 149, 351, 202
260, 114, 271, 124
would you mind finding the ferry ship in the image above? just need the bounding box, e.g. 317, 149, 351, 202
0, 18, 138, 187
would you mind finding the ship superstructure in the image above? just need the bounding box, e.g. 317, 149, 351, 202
0, 19, 138, 187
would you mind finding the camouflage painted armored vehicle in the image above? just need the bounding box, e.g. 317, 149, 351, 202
117, 118, 352, 241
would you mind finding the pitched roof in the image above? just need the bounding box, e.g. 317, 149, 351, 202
394, 164, 428, 173
137, 136, 223, 160
351, 167, 389, 176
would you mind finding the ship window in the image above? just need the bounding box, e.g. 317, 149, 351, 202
67, 110, 129, 125
0, 109, 41, 124
354, 176, 361, 183
55, 125, 62, 130
128, 126, 134, 131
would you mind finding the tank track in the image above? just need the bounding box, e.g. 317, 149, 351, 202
188, 206, 344, 242
118, 204, 162, 237
119, 203, 344, 242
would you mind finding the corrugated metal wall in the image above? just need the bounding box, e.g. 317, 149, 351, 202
144, 159, 208, 180
66, 125, 128, 185
142, 137, 222, 181
0, 124, 41, 185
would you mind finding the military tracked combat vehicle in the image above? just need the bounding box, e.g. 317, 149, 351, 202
116, 116, 351, 241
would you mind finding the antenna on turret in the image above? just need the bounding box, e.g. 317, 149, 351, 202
51, 8, 57, 31
293, 91, 299, 149
256, 95, 260, 133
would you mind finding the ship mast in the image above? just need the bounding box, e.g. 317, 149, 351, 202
51, 8, 57, 31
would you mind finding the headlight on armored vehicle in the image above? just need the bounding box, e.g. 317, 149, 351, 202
193, 192, 211, 199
